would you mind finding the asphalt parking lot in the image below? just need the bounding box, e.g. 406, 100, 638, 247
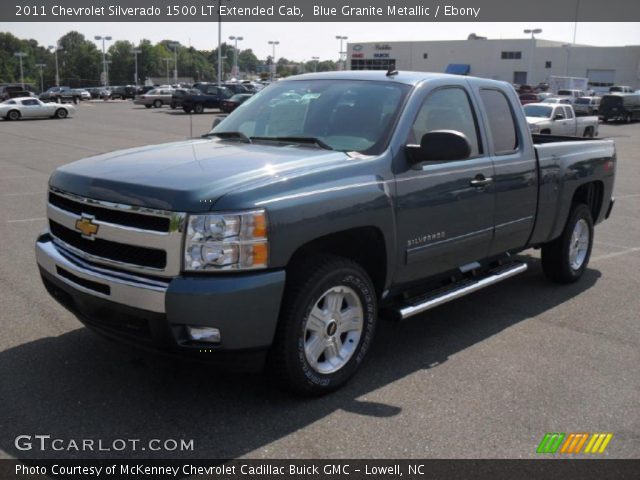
0, 101, 638, 460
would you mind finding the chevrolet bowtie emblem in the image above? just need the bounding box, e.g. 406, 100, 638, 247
75, 215, 99, 239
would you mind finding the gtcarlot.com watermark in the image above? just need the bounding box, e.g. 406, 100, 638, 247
15, 434, 194, 452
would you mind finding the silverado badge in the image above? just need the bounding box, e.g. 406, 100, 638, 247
75, 215, 99, 239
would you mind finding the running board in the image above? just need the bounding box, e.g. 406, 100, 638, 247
398, 262, 528, 320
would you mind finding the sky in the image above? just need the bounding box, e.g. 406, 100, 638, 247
3, 22, 640, 61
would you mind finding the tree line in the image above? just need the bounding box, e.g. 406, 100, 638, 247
0, 31, 339, 90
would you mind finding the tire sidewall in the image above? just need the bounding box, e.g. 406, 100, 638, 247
8, 110, 20, 121
561, 204, 594, 280
56, 108, 67, 119
286, 264, 376, 393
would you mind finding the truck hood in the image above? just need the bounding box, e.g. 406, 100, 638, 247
49, 138, 353, 212
526, 117, 552, 125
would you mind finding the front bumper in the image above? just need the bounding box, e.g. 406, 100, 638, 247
36, 234, 286, 364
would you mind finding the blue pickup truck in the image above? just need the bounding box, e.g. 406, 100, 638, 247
36, 71, 616, 395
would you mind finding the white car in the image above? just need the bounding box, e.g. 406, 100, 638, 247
1, 97, 76, 120
541, 97, 572, 105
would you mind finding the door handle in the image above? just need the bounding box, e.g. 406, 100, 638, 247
470, 175, 493, 187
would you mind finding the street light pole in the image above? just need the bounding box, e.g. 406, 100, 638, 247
168, 42, 180, 84
523, 28, 542, 85
268, 40, 279, 81
48, 44, 62, 87
163, 58, 171, 85
14, 52, 27, 89
217, 10, 222, 86
35, 62, 46, 92
94, 35, 112, 87
229, 35, 243, 79
131, 48, 141, 86
336, 35, 348, 71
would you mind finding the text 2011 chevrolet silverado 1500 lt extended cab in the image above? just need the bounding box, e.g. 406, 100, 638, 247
36, 71, 616, 395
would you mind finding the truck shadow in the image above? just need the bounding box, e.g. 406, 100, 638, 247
0, 256, 600, 460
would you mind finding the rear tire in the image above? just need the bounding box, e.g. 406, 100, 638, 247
144, 104, 152, 109
153, 100, 162, 108
541, 203, 594, 284
269, 255, 377, 396
194, 104, 204, 114
7, 110, 20, 121
583, 127, 594, 138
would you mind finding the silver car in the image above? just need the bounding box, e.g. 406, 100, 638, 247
1, 97, 76, 120
573, 96, 601, 116
133, 88, 174, 108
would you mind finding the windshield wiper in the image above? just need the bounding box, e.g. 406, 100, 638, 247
250, 136, 334, 150
202, 131, 251, 143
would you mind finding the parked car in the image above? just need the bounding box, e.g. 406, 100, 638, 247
524, 103, 599, 137
556, 89, 585, 104
220, 93, 253, 113
137, 85, 156, 95
170, 88, 201, 109
541, 97, 572, 105
36, 71, 616, 395
72, 89, 91, 101
86, 87, 111, 99
223, 83, 251, 95
39, 86, 81, 104
573, 96, 600, 116
599, 93, 640, 123
1, 97, 75, 120
0, 84, 31, 101
110, 85, 137, 100
133, 88, 174, 108
182, 85, 233, 113
519, 93, 540, 105
609, 85, 634, 94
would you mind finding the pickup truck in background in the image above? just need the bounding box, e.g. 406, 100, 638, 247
524, 103, 599, 137
36, 71, 616, 395
181, 84, 233, 113
39, 86, 81, 104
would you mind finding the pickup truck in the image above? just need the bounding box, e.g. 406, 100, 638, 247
39, 86, 81, 104
524, 103, 599, 137
35, 71, 616, 395
181, 84, 233, 113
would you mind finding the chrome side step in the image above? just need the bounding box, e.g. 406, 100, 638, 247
398, 262, 528, 320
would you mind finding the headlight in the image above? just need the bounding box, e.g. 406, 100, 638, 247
184, 210, 268, 271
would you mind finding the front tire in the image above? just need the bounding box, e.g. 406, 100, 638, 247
153, 100, 162, 108
194, 104, 204, 114
541, 203, 594, 283
269, 255, 377, 395
144, 104, 152, 109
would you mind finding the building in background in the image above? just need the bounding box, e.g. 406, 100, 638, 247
347, 37, 640, 91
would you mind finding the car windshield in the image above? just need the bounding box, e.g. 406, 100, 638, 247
524, 105, 553, 118
211, 79, 410, 154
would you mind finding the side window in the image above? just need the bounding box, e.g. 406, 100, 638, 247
479, 89, 518, 154
22, 99, 38, 106
564, 106, 574, 119
554, 107, 564, 119
409, 87, 481, 157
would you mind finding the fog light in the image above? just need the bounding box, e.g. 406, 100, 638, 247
187, 326, 221, 343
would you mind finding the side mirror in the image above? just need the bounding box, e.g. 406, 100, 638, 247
553, 114, 565, 120
405, 130, 471, 164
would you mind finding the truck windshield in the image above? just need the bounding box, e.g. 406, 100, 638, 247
210, 79, 410, 154
523, 105, 553, 118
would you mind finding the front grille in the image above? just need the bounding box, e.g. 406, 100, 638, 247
49, 191, 170, 232
50, 220, 167, 269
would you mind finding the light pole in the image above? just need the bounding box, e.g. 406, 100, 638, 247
168, 42, 180, 84
48, 43, 62, 87
312, 56, 320, 72
562, 43, 571, 76
163, 58, 171, 85
523, 28, 542, 85
35, 62, 46, 92
14, 52, 27, 89
228, 35, 243, 79
131, 48, 141, 86
268, 40, 279, 81
217, 11, 222, 86
94, 35, 112, 87
336, 35, 348, 71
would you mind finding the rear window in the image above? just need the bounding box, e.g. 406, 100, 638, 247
479, 89, 518, 154
600, 95, 623, 107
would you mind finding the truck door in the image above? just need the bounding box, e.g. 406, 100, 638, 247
473, 87, 538, 256
562, 106, 577, 135
393, 85, 495, 283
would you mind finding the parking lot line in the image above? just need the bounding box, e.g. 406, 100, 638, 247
591, 247, 640, 262
6, 217, 46, 223
0, 192, 45, 197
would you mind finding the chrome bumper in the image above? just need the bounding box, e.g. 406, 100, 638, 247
36, 238, 168, 313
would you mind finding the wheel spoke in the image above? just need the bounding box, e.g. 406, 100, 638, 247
338, 307, 363, 334
305, 335, 326, 365
325, 341, 341, 364
324, 291, 344, 315
306, 307, 326, 335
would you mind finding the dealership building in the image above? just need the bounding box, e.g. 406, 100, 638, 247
347, 37, 640, 90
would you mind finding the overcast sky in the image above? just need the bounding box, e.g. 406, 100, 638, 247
4, 22, 640, 60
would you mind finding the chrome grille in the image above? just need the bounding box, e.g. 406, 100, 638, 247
47, 188, 186, 277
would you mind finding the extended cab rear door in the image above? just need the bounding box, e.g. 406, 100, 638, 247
469, 82, 538, 257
